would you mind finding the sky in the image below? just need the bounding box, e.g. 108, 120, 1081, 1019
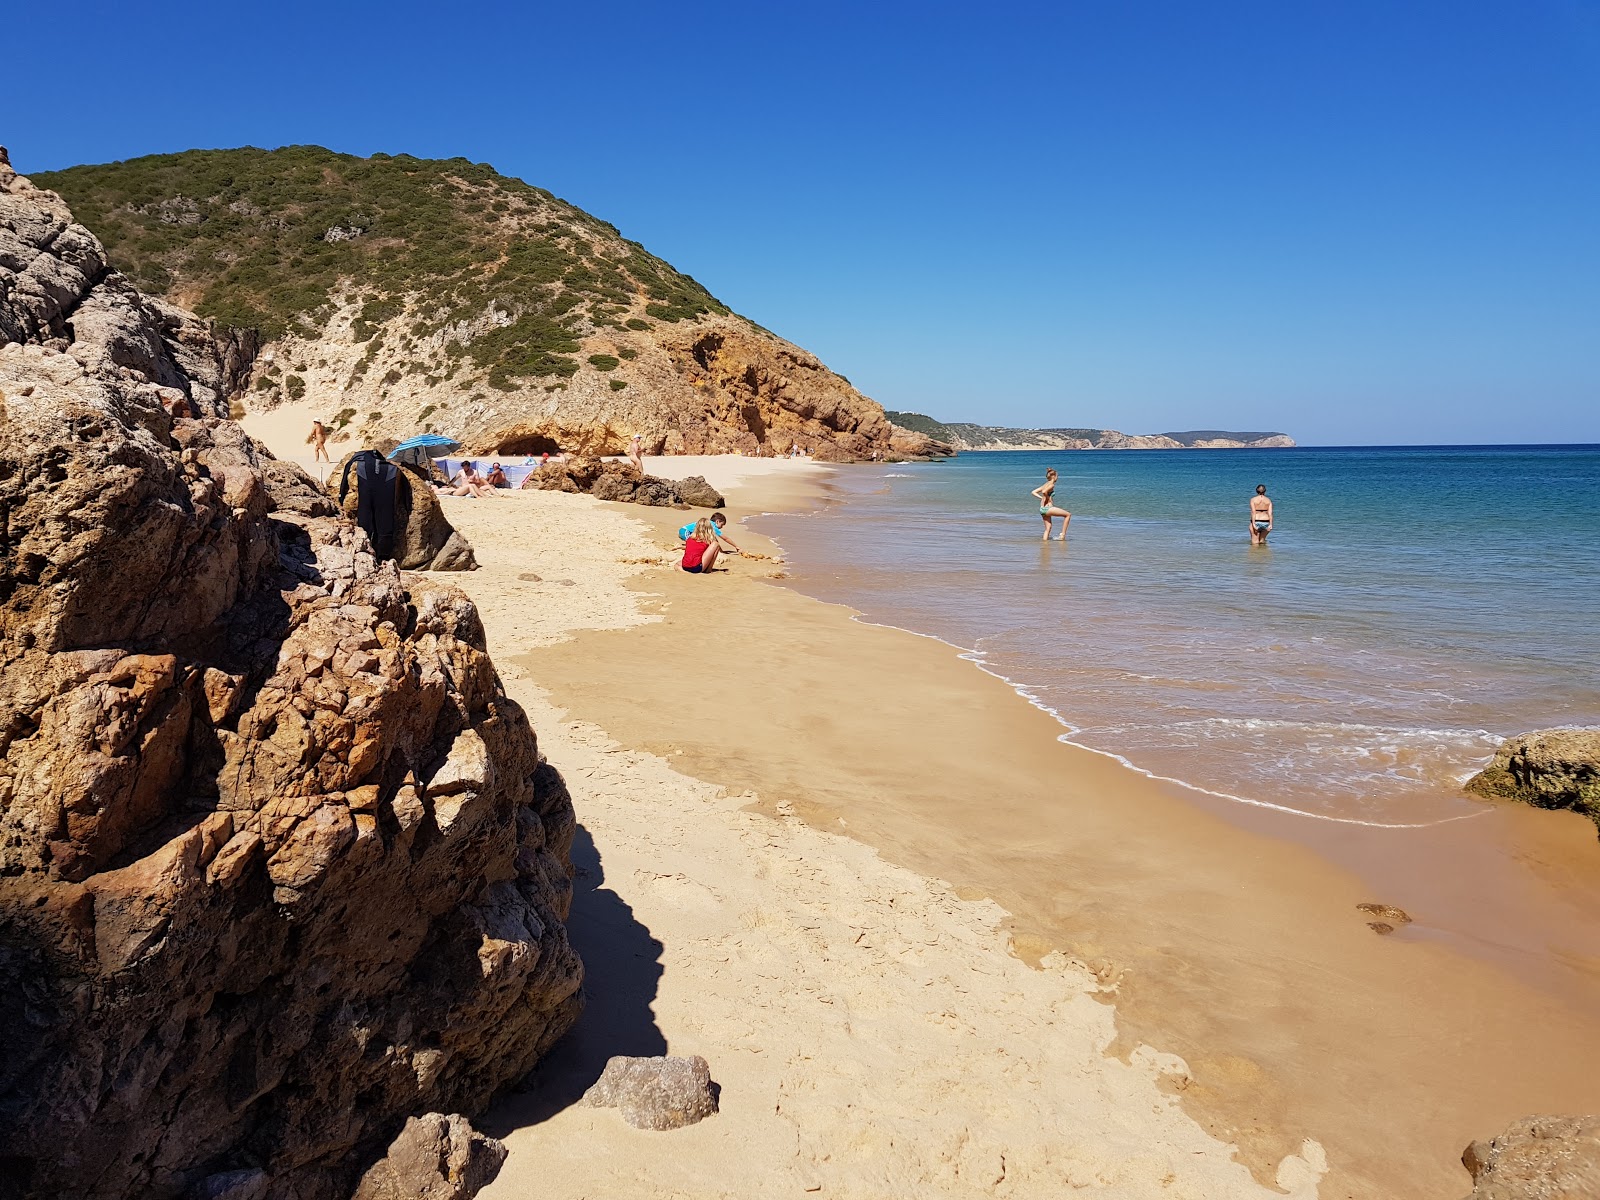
9, 0, 1599, 444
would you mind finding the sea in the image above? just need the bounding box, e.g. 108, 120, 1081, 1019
756, 445, 1600, 830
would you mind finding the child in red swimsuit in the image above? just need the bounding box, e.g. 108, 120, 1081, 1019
681, 517, 722, 574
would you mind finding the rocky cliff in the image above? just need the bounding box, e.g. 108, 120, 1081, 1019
0, 149, 582, 1198
886, 411, 1295, 451
35, 146, 925, 461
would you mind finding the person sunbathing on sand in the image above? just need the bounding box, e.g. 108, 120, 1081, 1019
1032, 467, 1071, 540
485, 462, 510, 488
677, 511, 743, 556
446, 461, 495, 498
680, 517, 723, 575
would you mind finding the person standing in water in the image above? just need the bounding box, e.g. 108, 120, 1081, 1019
309, 420, 330, 463
1249, 483, 1274, 544
1032, 467, 1071, 541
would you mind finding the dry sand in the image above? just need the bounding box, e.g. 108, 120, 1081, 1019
447, 478, 1600, 1200
234, 418, 1600, 1197
429, 485, 1326, 1199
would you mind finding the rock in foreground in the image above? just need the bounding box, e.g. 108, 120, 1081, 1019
0, 150, 581, 1200
1461, 1114, 1600, 1199
1465, 730, 1600, 833
351, 1113, 508, 1200
581, 1055, 719, 1130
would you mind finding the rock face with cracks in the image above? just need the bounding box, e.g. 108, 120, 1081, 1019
350, 1113, 508, 1200
1460, 1114, 1600, 1199
0, 151, 581, 1199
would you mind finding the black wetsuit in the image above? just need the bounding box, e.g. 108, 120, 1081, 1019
338, 450, 399, 561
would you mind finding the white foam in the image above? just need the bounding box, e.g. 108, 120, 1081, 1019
751, 514, 1495, 831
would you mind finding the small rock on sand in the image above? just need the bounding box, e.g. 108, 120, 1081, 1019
581, 1054, 718, 1130
1357, 903, 1411, 934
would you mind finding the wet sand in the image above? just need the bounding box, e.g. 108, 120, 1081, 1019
508, 464, 1600, 1199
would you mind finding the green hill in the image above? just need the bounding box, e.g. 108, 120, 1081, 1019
34, 145, 730, 387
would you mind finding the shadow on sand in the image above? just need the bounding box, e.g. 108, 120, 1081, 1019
483, 824, 666, 1132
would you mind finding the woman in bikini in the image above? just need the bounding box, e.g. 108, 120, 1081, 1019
1031, 467, 1071, 541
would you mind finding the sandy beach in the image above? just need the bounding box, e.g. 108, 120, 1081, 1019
233, 429, 1600, 1197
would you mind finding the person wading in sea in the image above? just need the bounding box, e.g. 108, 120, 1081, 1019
1249, 483, 1274, 544
1032, 467, 1071, 541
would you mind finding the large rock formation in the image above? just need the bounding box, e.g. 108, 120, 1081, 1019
1466, 729, 1600, 834
1461, 1114, 1600, 1199
0, 152, 581, 1198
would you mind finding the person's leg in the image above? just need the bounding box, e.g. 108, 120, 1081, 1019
1051, 507, 1071, 539
1041, 513, 1052, 541
700, 543, 721, 573
1250, 521, 1261, 544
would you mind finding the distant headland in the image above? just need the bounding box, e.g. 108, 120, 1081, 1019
885, 411, 1295, 451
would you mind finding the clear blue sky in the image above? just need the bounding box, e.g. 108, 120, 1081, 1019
10, 1, 1599, 443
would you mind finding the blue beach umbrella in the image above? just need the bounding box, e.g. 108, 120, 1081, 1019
387, 433, 461, 472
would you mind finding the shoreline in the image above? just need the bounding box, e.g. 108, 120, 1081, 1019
419, 464, 1326, 1199
478, 463, 1600, 1199
229, 423, 1599, 1196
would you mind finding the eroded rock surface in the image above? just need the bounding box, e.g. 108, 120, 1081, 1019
1461, 1115, 1600, 1199
0, 150, 580, 1200
524, 455, 724, 508
581, 1054, 718, 1130
1466, 729, 1600, 833
350, 1113, 508, 1200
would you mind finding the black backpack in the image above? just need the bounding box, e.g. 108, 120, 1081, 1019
337, 450, 400, 561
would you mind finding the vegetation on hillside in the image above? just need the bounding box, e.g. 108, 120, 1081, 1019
35, 145, 731, 384
883, 410, 956, 440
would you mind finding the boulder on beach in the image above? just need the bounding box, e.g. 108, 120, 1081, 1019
1465, 729, 1600, 833
330, 451, 479, 571
1461, 1114, 1600, 1199
581, 1054, 719, 1130
525, 455, 724, 508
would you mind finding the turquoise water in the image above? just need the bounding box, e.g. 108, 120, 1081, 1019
758, 446, 1600, 826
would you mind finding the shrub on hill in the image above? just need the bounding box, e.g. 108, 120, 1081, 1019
35, 145, 732, 386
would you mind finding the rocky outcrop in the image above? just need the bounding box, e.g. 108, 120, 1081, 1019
581, 1054, 719, 1130
351, 1113, 508, 1200
330, 453, 479, 571
0, 154, 581, 1200
1461, 1114, 1600, 1198
525, 456, 725, 508
1466, 730, 1600, 833
1, 146, 229, 419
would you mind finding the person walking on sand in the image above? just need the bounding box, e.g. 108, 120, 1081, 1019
1249, 483, 1274, 544
681, 517, 723, 575
628, 435, 644, 475
309, 420, 330, 463
1032, 468, 1071, 540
